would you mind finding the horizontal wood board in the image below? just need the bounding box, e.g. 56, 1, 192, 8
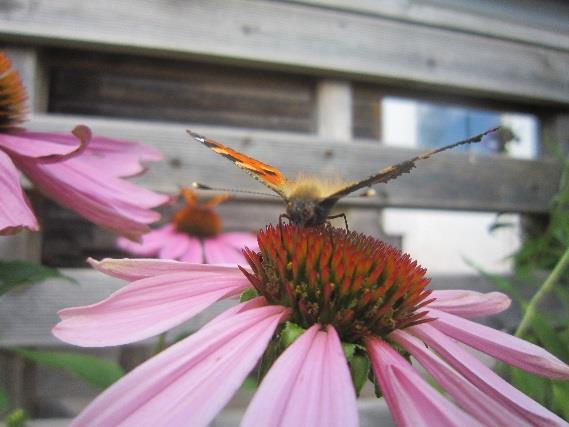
288, 0, 569, 51
45, 50, 316, 133
0, 0, 568, 105
26, 114, 561, 214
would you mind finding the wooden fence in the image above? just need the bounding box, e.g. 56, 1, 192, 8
0, 0, 568, 423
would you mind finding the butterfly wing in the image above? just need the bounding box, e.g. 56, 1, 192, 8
188, 130, 288, 198
323, 127, 498, 202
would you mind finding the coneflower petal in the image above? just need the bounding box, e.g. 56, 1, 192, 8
430, 308, 569, 379
87, 257, 243, 281
391, 330, 530, 426
0, 150, 38, 234
53, 270, 250, 346
70, 304, 288, 427
429, 290, 511, 317
242, 324, 358, 427
410, 323, 567, 426
366, 336, 479, 427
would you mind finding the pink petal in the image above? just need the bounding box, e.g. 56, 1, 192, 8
0, 127, 87, 160
203, 236, 247, 264
158, 233, 193, 260
217, 231, 259, 251
429, 290, 511, 317
87, 257, 244, 281
53, 269, 251, 346
82, 134, 163, 178
410, 323, 567, 426
178, 236, 204, 263
70, 304, 289, 427
0, 150, 39, 234
365, 336, 478, 427
430, 308, 569, 379
15, 153, 168, 239
391, 330, 530, 426
117, 226, 173, 256
242, 324, 358, 427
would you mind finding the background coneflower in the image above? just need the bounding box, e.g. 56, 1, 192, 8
0, 51, 168, 239
117, 188, 258, 263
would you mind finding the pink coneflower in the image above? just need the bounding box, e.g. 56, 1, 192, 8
0, 51, 168, 239
117, 188, 258, 263
54, 225, 569, 426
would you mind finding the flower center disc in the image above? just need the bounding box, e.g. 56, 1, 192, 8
173, 205, 221, 237
242, 224, 434, 342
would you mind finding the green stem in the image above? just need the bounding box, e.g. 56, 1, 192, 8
153, 332, 167, 354
515, 245, 569, 338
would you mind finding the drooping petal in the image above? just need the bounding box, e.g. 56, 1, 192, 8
410, 323, 567, 426
116, 225, 176, 257
365, 336, 479, 427
242, 324, 358, 427
203, 236, 247, 264
0, 126, 87, 160
0, 150, 38, 234
429, 290, 511, 317
53, 269, 251, 346
80, 134, 163, 178
70, 304, 289, 427
87, 257, 244, 281
390, 330, 530, 426
430, 308, 569, 379
158, 233, 193, 260
217, 231, 259, 251
178, 236, 204, 263
15, 153, 168, 239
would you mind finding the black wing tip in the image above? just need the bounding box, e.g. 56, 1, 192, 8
187, 129, 206, 142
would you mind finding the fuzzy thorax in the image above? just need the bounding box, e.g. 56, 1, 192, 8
241, 224, 434, 343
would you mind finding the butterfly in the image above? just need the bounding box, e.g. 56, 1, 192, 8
188, 128, 498, 228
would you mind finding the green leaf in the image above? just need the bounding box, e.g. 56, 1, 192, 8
4, 408, 27, 427
0, 383, 9, 412
552, 381, 569, 420
509, 367, 548, 404
527, 312, 569, 361
12, 349, 123, 389
240, 376, 258, 390
0, 261, 76, 295
349, 352, 370, 397
280, 322, 305, 349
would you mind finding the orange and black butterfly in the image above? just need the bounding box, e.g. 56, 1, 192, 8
188, 128, 497, 227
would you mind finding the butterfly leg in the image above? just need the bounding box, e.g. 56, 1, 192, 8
327, 213, 349, 231
278, 213, 291, 243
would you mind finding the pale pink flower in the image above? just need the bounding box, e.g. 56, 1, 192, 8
117, 188, 258, 263
0, 51, 168, 239
54, 225, 569, 427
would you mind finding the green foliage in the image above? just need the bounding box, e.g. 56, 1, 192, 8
4, 408, 27, 427
12, 349, 124, 389
481, 153, 569, 420
513, 153, 569, 278
0, 261, 76, 295
0, 384, 8, 412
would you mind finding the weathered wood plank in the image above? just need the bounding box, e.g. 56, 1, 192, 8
45, 50, 316, 133
290, 0, 569, 51
0, 0, 568, 104
0, 268, 548, 346
26, 114, 561, 214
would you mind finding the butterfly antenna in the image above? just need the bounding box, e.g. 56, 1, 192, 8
192, 182, 280, 198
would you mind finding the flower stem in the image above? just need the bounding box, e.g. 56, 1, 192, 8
515, 245, 569, 338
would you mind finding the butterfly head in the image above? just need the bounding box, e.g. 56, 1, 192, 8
282, 179, 339, 226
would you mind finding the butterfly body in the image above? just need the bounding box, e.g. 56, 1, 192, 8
188, 128, 498, 227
